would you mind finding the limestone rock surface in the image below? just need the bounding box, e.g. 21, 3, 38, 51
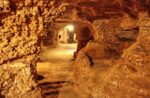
73, 11, 150, 98
93, 15, 138, 55
83, 40, 108, 59
0, 0, 69, 97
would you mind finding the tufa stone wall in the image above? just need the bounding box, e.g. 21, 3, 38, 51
0, 0, 68, 97
122, 11, 150, 75
73, 11, 150, 98
82, 14, 139, 59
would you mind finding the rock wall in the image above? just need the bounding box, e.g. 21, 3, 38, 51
43, 30, 58, 47
0, 0, 68, 97
82, 14, 139, 59
122, 11, 150, 75
74, 11, 150, 98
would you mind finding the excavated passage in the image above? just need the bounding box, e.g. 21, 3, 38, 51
37, 43, 78, 98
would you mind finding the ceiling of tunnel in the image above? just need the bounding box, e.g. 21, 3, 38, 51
1, 0, 150, 21
49, 0, 150, 31
57, 0, 150, 21
1, 0, 150, 30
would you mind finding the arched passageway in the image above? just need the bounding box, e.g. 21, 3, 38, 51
37, 22, 95, 98
58, 24, 76, 44
1, 1, 150, 98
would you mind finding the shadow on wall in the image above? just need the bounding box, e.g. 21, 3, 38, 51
0, 91, 4, 98
74, 26, 94, 58
43, 31, 58, 47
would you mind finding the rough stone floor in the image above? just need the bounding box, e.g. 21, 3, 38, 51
37, 43, 79, 98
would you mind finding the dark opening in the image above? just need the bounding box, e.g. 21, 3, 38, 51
59, 35, 61, 39
74, 27, 94, 58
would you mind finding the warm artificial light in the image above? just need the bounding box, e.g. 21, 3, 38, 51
65, 24, 75, 32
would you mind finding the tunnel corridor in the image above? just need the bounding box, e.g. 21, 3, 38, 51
37, 43, 78, 98
0, 0, 150, 98
36, 21, 95, 98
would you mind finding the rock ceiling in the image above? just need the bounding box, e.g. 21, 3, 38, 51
59, 0, 150, 21
1, 0, 150, 22
49, 0, 150, 30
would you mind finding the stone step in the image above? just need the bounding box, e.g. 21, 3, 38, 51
38, 81, 73, 98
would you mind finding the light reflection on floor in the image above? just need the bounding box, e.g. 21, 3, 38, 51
39, 43, 77, 62
37, 43, 78, 98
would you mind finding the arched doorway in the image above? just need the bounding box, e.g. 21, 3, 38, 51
58, 24, 76, 44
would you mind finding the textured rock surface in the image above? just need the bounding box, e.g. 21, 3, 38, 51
74, 12, 150, 98
81, 15, 138, 59
0, 62, 41, 98
0, 0, 68, 97
0, 0, 150, 98
83, 40, 108, 59
74, 45, 150, 98
92, 15, 139, 56
122, 11, 150, 75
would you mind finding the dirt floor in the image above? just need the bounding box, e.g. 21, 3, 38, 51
37, 43, 79, 98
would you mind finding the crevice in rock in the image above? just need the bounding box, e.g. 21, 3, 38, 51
86, 54, 94, 66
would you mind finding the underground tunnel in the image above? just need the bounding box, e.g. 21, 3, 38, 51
0, 0, 150, 98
